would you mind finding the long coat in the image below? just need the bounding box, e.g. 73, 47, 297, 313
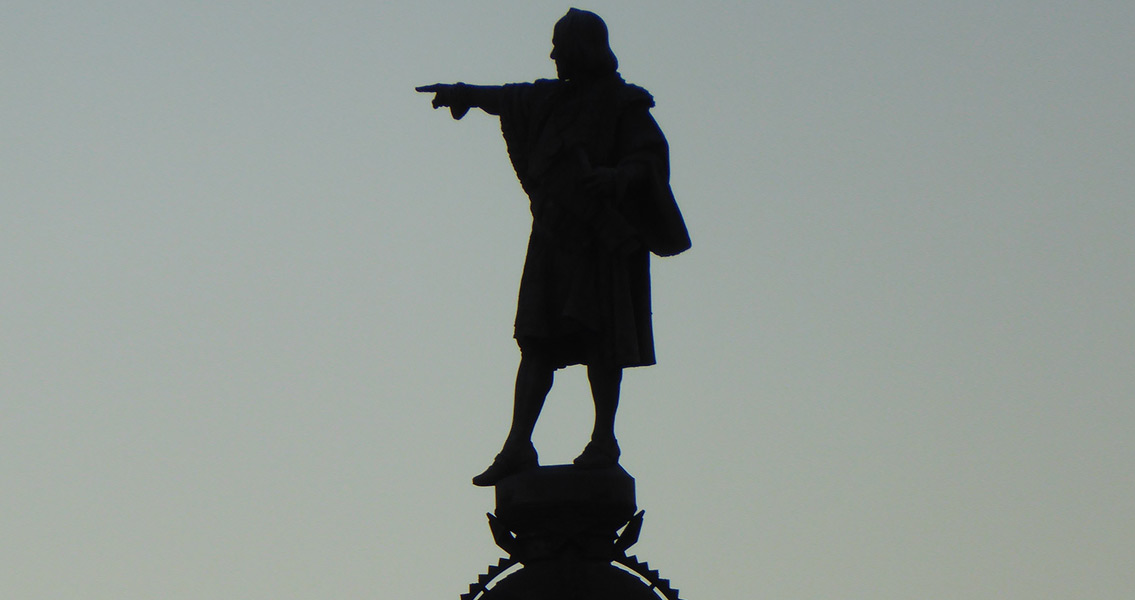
497, 75, 689, 368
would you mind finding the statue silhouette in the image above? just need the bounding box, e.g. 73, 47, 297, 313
418, 9, 689, 487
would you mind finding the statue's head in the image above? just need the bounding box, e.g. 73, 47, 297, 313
551, 8, 618, 81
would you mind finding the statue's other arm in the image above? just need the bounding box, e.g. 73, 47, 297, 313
415, 83, 505, 119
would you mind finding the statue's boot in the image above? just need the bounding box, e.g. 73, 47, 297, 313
573, 438, 620, 468
472, 441, 538, 487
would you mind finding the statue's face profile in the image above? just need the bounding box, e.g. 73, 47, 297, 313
550, 25, 580, 80
549, 8, 616, 81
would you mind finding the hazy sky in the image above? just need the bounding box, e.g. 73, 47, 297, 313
3, 1, 1133, 598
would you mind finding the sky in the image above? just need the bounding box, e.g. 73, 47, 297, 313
3, 1, 1133, 598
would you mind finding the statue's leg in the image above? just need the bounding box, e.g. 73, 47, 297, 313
574, 364, 623, 467
472, 353, 553, 486
586, 364, 621, 442
504, 353, 555, 448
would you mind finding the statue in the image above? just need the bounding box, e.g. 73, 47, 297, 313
418, 8, 689, 487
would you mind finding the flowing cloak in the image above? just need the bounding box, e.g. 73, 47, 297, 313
496, 76, 690, 368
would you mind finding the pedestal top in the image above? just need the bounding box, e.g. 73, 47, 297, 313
494, 464, 636, 533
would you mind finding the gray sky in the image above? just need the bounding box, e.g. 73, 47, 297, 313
3, 1, 1133, 598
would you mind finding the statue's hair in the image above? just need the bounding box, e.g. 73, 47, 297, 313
554, 8, 619, 77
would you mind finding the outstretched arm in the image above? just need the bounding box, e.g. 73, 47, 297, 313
415, 83, 504, 119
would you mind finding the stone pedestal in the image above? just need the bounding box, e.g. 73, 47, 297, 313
461, 465, 682, 600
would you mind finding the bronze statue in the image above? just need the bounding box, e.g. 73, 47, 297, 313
418, 9, 689, 487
